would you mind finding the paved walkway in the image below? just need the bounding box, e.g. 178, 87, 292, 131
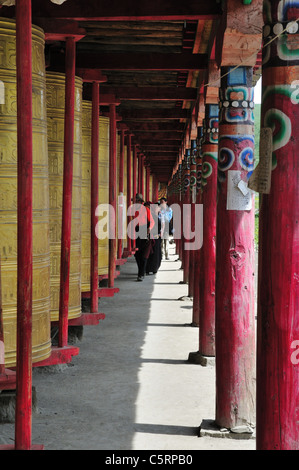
0, 244, 255, 450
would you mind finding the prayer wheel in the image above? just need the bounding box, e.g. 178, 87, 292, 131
46, 71, 82, 321
81, 100, 110, 291
98, 113, 110, 276
122, 133, 127, 250
81, 100, 92, 292
0, 19, 51, 367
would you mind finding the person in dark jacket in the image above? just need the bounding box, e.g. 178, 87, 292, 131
132, 194, 155, 281
146, 202, 162, 275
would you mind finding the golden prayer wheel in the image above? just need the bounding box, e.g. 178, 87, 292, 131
119, 133, 127, 249
81, 101, 110, 291
0, 19, 51, 367
46, 71, 82, 320
81, 100, 92, 292
98, 113, 110, 276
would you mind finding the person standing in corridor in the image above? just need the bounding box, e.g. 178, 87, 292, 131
159, 197, 173, 260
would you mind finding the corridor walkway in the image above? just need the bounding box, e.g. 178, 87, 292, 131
0, 244, 255, 450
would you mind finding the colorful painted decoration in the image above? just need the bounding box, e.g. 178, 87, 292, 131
262, 85, 294, 169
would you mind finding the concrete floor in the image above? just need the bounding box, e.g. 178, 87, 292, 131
0, 244, 256, 450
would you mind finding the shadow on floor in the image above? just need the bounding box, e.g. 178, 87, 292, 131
134, 423, 198, 436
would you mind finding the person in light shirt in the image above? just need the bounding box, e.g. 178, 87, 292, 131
159, 197, 173, 260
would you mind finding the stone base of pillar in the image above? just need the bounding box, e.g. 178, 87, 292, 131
177, 294, 192, 301
188, 351, 215, 367
199, 419, 255, 440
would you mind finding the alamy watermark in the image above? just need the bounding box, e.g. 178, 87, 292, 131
95, 200, 203, 251
291, 340, 299, 365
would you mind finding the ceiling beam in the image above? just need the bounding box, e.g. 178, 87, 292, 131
100, 86, 197, 101
136, 140, 182, 146
127, 122, 185, 132
120, 108, 189, 120
133, 133, 183, 141
50, 51, 208, 71
144, 150, 179, 154
29, 0, 222, 21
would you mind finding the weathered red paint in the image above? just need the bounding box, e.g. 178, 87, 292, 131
58, 37, 76, 348
90, 81, 100, 313
108, 104, 117, 287
215, 66, 255, 429
15, 0, 33, 450
256, 1, 299, 450
146, 164, 150, 201
176, 161, 183, 262
199, 105, 218, 356
188, 140, 197, 298
117, 129, 125, 260
192, 128, 202, 327
138, 154, 145, 196
182, 149, 190, 285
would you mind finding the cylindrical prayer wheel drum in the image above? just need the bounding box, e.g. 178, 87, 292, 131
0, 19, 51, 367
46, 71, 82, 321
81, 100, 92, 292
116, 134, 127, 249
98, 114, 110, 276
81, 101, 110, 291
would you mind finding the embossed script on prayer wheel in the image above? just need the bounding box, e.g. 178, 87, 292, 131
98, 115, 110, 276
46, 72, 82, 321
0, 19, 51, 367
81, 101, 110, 290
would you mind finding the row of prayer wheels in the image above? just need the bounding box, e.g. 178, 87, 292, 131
0, 18, 123, 368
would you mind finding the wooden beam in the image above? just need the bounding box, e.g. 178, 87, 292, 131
29, 0, 222, 21
34, 18, 86, 41
76, 69, 107, 83
50, 52, 208, 71
133, 133, 183, 141
144, 150, 178, 154
120, 108, 189, 120
127, 122, 185, 132
137, 140, 182, 146
100, 86, 197, 101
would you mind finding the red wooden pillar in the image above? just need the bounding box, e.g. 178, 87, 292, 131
182, 149, 190, 285
191, 127, 203, 327
256, 1, 299, 450
188, 140, 197, 297
126, 133, 132, 254
140, 154, 145, 197
58, 36, 76, 348
153, 175, 159, 202
133, 144, 138, 200
145, 163, 150, 201
177, 161, 183, 261
108, 104, 117, 287
15, 0, 33, 450
132, 144, 138, 250
180, 158, 186, 271
215, 66, 255, 429
199, 104, 219, 357
90, 82, 100, 313
117, 128, 125, 260
137, 153, 142, 194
